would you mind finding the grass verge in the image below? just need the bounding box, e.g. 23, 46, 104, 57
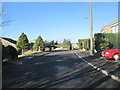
18, 50, 42, 58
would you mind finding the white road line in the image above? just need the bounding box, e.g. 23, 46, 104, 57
75, 51, 120, 83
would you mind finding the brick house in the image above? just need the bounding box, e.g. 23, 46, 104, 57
101, 21, 120, 33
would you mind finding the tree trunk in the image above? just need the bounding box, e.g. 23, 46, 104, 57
39, 46, 41, 52
22, 49, 24, 55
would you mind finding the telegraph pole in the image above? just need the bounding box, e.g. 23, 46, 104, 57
90, 0, 93, 55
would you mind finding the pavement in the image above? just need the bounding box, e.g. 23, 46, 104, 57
2, 50, 120, 88
75, 51, 120, 79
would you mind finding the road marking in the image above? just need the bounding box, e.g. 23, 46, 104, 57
28, 57, 33, 59
56, 60, 63, 62
75, 51, 120, 83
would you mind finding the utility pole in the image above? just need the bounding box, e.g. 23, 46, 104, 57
90, 0, 93, 55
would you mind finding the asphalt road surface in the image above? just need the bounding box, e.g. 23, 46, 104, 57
2, 50, 120, 88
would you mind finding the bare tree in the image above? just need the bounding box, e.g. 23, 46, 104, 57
0, 3, 11, 27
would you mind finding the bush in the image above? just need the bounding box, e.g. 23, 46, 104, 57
2, 45, 18, 61
6, 45, 18, 60
103, 33, 120, 47
78, 39, 90, 50
94, 33, 119, 56
2, 45, 8, 60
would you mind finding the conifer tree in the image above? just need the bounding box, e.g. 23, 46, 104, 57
33, 36, 44, 51
16, 32, 29, 54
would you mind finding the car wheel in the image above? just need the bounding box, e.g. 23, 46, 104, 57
113, 54, 120, 61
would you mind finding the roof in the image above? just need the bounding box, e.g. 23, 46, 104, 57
0, 37, 17, 49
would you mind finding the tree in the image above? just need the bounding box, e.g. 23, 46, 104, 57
95, 33, 110, 56
49, 40, 55, 47
33, 36, 44, 51
16, 32, 29, 54
67, 40, 72, 50
62, 39, 72, 50
0, 4, 11, 27
63, 38, 67, 44
55, 41, 58, 45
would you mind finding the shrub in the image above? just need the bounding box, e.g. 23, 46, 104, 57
94, 33, 119, 56
6, 45, 18, 60
2, 45, 8, 60
78, 39, 90, 50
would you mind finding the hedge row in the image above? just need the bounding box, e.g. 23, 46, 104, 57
95, 33, 120, 48
94, 33, 120, 56
78, 38, 90, 50
78, 33, 119, 53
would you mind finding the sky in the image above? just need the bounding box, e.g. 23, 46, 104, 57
2, 2, 118, 43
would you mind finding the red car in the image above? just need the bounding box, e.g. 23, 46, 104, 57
102, 47, 120, 61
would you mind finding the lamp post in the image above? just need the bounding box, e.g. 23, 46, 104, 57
90, 0, 93, 55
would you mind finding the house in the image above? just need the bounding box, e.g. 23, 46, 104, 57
0, 37, 17, 49
101, 21, 120, 33
72, 43, 79, 50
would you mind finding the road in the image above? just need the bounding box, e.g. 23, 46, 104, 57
2, 50, 120, 88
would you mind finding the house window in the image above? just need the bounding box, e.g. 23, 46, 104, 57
111, 25, 118, 33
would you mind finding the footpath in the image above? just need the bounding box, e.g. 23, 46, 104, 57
75, 51, 120, 82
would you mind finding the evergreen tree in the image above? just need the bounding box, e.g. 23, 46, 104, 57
55, 41, 58, 45
95, 33, 110, 56
33, 36, 44, 51
49, 40, 55, 47
16, 32, 29, 54
62, 39, 72, 50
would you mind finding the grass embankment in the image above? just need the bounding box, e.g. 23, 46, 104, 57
18, 50, 41, 58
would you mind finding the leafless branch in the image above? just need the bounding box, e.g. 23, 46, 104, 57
0, 3, 11, 27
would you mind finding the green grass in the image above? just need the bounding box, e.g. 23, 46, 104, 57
57, 43, 71, 50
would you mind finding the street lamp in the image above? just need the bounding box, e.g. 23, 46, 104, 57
90, 0, 93, 55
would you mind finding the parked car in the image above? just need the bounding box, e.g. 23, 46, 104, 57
102, 46, 120, 61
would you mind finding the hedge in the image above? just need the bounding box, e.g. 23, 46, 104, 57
94, 33, 120, 56
78, 38, 90, 50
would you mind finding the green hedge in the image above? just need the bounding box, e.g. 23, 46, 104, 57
95, 33, 120, 48
78, 38, 90, 50
60, 44, 71, 50
94, 33, 120, 56
78, 33, 119, 55
103, 33, 120, 47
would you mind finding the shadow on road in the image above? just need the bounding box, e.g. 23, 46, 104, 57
2, 51, 120, 88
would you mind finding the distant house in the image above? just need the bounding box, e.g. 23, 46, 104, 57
101, 21, 120, 33
72, 43, 79, 50
44, 46, 51, 52
30, 39, 36, 44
